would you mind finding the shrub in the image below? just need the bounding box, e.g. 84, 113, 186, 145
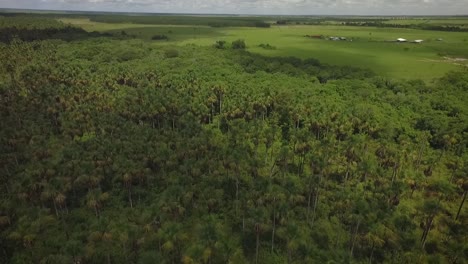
258, 43, 276, 50
164, 49, 179, 58
152, 34, 168, 40
232, 39, 246, 50
214, 40, 226, 49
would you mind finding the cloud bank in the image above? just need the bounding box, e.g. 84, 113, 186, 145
1, 0, 467, 15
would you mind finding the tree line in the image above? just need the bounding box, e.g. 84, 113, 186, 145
343, 22, 468, 32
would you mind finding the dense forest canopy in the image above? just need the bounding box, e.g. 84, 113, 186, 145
0, 16, 113, 43
0, 13, 272, 28
0, 16, 467, 264
3, 12, 467, 31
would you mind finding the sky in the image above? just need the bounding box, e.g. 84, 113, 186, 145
1, 0, 467, 15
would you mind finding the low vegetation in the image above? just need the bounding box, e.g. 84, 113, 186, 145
258, 43, 276, 50
232, 39, 246, 50
151, 34, 168, 40
164, 48, 179, 58
214, 40, 227, 49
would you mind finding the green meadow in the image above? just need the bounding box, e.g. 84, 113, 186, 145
61, 18, 468, 80
383, 18, 468, 27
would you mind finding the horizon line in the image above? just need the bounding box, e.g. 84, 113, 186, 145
1, 7, 467, 17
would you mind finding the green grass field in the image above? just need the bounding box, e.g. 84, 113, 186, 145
61, 18, 468, 80
383, 18, 468, 28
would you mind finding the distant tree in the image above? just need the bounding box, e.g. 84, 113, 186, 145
254, 21, 271, 28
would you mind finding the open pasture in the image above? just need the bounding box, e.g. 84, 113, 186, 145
61, 17, 468, 80
382, 17, 468, 27
180, 25, 468, 80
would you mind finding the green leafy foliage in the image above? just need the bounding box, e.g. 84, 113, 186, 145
152, 34, 168, 41
232, 39, 246, 50
164, 48, 179, 58
214, 40, 226, 49
0, 16, 467, 264
258, 43, 276, 50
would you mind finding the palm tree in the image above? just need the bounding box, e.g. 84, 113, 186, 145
455, 179, 468, 221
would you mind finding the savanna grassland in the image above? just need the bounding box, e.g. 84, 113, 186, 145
0, 12, 467, 264
58, 16, 468, 80
382, 18, 468, 28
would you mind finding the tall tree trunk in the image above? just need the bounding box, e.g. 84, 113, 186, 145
369, 242, 375, 264
94, 204, 100, 218
311, 187, 319, 225
269, 162, 276, 178
53, 199, 59, 217
335, 231, 341, 248
311, 173, 323, 225
416, 142, 425, 168
344, 166, 350, 183
306, 188, 312, 222
391, 162, 398, 185
299, 153, 305, 175
271, 197, 276, 253
456, 190, 467, 221
242, 215, 245, 233
2, 168, 11, 195
255, 225, 260, 264
61, 213, 70, 239
128, 187, 133, 208
118, 240, 125, 262
350, 218, 361, 258
219, 98, 222, 115
421, 214, 434, 249
235, 176, 239, 217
